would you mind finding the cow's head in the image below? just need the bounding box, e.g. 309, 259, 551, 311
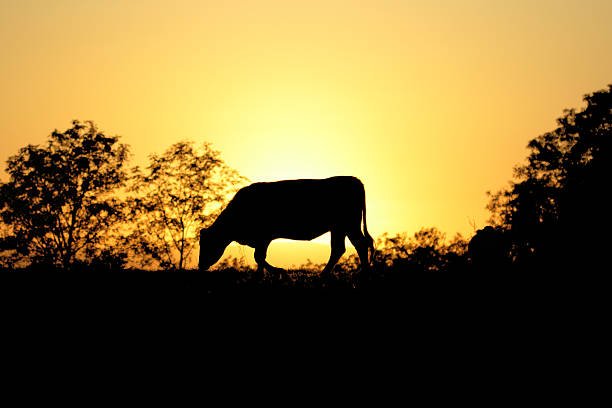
198, 227, 228, 271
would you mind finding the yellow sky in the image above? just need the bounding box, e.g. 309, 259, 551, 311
1, 0, 611, 266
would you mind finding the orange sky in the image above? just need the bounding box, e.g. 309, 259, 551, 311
1, 0, 611, 267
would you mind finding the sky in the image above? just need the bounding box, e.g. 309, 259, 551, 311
1, 0, 611, 266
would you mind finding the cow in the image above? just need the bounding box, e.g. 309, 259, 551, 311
199, 176, 375, 276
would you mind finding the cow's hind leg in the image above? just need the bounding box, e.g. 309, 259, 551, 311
321, 230, 346, 278
347, 228, 371, 273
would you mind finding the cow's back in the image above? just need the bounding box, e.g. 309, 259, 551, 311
223, 176, 365, 244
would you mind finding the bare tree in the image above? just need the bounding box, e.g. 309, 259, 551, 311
128, 141, 245, 270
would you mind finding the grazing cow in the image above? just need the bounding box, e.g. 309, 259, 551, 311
199, 176, 375, 275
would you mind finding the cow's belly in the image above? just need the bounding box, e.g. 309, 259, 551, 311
275, 227, 330, 241
234, 212, 334, 246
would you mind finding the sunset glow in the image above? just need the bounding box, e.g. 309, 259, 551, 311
1, 0, 611, 267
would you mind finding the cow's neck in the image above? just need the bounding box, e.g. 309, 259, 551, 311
209, 216, 234, 248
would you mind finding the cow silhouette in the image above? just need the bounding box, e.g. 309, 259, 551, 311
199, 176, 375, 275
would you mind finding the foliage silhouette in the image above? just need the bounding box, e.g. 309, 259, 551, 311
372, 227, 469, 275
0, 120, 129, 269
127, 141, 245, 270
487, 84, 611, 271
2, 83, 609, 286
467, 226, 510, 272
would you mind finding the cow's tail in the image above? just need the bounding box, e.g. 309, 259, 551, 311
362, 188, 375, 264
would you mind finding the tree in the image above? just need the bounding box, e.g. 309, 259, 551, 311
128, 141, 245, 270
0, 221, 21, 269
487, 84, 611, 269
0, 120, 130, 269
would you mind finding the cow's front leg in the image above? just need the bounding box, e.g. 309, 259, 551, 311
254, 241, 285, 276
322, 230, 346, 277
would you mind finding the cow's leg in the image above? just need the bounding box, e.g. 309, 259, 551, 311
347, 228, 371, 272
254, 241, 271, 273
322, 230, 346, 277
254, 241, 284, 275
